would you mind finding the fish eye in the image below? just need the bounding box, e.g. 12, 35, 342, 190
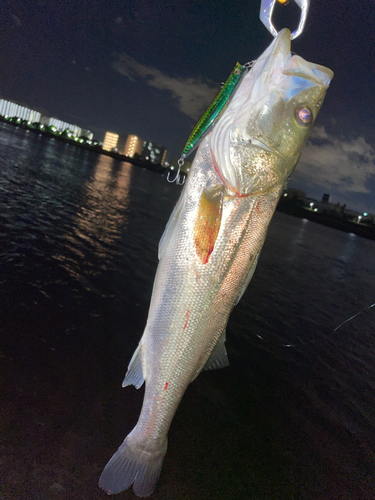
294, 106, 312, 126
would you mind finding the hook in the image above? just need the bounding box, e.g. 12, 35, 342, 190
166, 158, 186, 185
260, 0, 310, 40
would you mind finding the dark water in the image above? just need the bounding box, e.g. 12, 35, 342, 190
1, 123, 375, 500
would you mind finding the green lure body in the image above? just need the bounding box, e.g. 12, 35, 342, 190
181, 62, 248, 160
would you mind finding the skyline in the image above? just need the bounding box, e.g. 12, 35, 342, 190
1, 0, 374, 213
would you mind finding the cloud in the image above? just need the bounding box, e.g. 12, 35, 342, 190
112, 53, 217, 120
294, 125, 375, 196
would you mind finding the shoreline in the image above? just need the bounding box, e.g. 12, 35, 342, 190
1, 116, 373, 240
0, 116, 167, 175
276, 200, 375, 241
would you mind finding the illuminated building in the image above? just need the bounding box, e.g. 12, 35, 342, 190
142, 141, 167, 164
41, 117, 81, 136
0, 98, 41, 122
80, 128, 94, 141
103, 132, 119, 152
104, 134, 164, 160
103, 132, 128, 153
124, 135, 144, 158
0, 98, 94, 141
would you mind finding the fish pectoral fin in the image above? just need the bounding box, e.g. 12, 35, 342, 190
203, 330, 229, 371
194, 184, 224, 265
122, 343, 144, 389
235, 255, 259, 306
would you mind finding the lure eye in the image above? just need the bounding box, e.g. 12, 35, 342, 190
295, 106, 313, 126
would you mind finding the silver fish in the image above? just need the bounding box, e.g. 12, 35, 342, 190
99, 28, 333, 497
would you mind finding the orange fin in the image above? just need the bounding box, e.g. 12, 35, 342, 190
194, 185, 224, 264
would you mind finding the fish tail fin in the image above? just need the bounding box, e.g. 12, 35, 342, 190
99, 433, 168, 497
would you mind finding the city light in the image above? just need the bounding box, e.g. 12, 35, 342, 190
0, 99, 41, 123
103, 132, 119, 152
124, 135, 144, 157
1, 99, 169, 167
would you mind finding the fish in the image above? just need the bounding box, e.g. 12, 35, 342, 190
99, 28, 333, 497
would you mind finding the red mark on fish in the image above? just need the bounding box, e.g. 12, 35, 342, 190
164, 382, 168, 391
183, 310, 190, 330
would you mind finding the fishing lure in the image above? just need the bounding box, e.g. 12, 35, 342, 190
168, 61, 251, 183
181, 62, 250, 159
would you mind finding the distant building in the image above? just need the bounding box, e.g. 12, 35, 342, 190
41, 116, 81, 136
116, 135, 128, 153
103, 132, 128, 153
80, 128, 93, 141
142, 140, 167, 164
322, 193, 330, 203
0, 98, 96, 141
0, 98, 41, 123
124, 135, 144, 158
103, 132, 119, 152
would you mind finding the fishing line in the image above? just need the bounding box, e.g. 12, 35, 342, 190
253, 302, 375, 348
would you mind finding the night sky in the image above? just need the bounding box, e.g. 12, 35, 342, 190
1, 0, 374, 213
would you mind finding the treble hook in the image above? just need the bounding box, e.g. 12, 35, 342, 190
260, 0, 310, 40
166, 158, 186, 185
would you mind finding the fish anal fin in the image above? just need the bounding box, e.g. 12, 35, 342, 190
194, 185, 224, 265
122, 344, 144, 389
203, 330, 229, 371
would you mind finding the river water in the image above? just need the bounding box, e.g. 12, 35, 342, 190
1, 123, 375, 499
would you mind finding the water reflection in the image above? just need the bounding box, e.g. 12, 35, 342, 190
54, 155, 133, 284
331, 232, 359, 282
75, 155, 133, 243
285, 217, 309, 265
338, 232, 358, 264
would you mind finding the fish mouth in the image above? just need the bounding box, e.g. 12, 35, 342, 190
263, 28, 292, 77
273, 28, 292, 58
282, 58, 334, 88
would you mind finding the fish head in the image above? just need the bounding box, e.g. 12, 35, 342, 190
209, 28, 334, 196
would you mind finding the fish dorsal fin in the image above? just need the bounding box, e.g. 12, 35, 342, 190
235, 255, 259, 306
158, 186, 187, 260
181, 62, 247, 159
203, 330, 229, 371
122, 343, 144, 389
194, 185, 224, 265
